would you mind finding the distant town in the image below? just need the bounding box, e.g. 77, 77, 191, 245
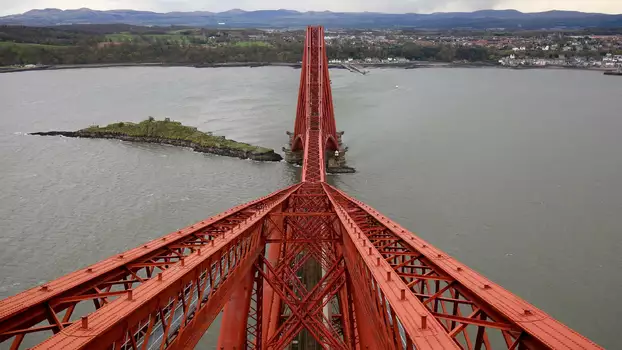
322, 29, 622, 69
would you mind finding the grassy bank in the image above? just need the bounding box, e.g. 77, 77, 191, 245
83, 118, 274, 155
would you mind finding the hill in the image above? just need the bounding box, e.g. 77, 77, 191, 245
1, 8, 621, 29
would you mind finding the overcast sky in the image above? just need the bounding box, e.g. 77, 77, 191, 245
2, 0, 621, 16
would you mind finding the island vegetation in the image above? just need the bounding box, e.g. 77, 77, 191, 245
31, 117, 282, 161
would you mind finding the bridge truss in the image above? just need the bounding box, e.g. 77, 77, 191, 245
0, 26, 602, 350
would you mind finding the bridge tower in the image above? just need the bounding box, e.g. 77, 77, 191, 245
285, 26, 349, 173
0, 26, 603, 350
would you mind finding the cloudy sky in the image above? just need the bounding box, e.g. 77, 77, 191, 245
2, 0, 621, 16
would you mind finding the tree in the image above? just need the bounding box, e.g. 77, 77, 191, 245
436, 46, 455, 62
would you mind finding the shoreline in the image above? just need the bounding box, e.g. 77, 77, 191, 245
0, 61, 614, 74
30, 131, 283, 162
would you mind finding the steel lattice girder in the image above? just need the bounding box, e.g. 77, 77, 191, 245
244, 255, 265, 349
259, 256, 348, 349
221, 181, 353, 350
301, 26, 327, 183
0, 185, 299, 348
324, 183, 602, 350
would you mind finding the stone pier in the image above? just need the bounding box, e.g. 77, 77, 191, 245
283, 131, 355, 174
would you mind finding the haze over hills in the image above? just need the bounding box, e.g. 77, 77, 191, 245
1, 8, 621, 29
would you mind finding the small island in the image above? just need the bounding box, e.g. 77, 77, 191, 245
31, 118, 283, 161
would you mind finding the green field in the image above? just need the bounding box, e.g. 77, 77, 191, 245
103, 33, 135, 42
0, 42, 68, 49
104, 33, 195, 44
233, 41, 272, 47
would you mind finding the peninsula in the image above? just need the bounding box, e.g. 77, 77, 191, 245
31, 118, 283, 161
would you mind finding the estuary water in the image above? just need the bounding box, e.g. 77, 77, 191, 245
0, 66, 620, 348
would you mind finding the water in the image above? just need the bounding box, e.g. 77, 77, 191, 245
1, 67, 621, 348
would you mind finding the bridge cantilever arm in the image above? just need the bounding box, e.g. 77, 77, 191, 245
324, 183, 602, 350
0, 184, 299, 349
30, 184, 298, 350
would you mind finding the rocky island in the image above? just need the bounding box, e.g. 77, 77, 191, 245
31, 118, 283, 162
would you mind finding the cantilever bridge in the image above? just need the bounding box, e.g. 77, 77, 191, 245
0, 26, 602, 350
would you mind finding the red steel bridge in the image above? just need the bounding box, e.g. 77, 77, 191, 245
0, 26, 603, 350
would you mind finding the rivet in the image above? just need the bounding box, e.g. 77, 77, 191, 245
40, 285, 49, 291
87, 268, 93, 273
178, 230, 183, 234
422, 244, 427, 248
483, 284, 491, 290
81, 316, 89, 329
118, 254, 124, 259
162, 237, 166, 241
524, 309, 533, 315
437, 254, 442, 258
456, 267, 463, 272
144, 245, 148, 249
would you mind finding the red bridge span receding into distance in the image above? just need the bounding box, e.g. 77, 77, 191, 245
0, 26, 603, 350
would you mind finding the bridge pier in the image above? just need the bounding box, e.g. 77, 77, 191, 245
284, 131, 355, 174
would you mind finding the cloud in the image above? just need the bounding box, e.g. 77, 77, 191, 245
1, 0, 621, 16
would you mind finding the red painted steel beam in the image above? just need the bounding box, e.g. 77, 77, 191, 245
260, 256, 348, 349
0, 184, 299, 349
300, 26, 329, 183
217, 260, 254, 348
250, 182, 352, 348
245, 255, 265, 349
29, 184, 299, 350
324, 183, 603, 350
292, 26, 310, 151
259, 210, 287, 346
324, 184, 461, 350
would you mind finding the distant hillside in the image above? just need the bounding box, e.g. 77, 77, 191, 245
1, 8, 621, 29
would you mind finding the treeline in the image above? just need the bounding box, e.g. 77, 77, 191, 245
0, 42, 495, 66
0, 25, 102, 46
0, 42, 305, 66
